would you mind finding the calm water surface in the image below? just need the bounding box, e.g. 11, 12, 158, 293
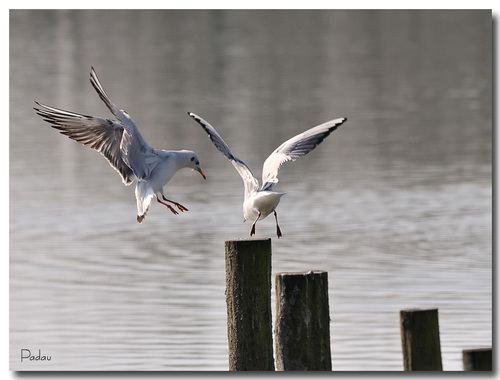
10, 10, 491, 371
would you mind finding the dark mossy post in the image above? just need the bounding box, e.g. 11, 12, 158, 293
400, 308, 443, 371
275, 270, 332, 371
463, 348, 492, 371
225, 238, 274, 371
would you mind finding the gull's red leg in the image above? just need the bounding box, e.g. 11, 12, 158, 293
162, 195, 189, 212
250, 212, 261, 236
274, 211, 282, 238
157, 197, 178, 215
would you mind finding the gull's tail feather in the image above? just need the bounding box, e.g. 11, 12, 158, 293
135, 181, 155, 224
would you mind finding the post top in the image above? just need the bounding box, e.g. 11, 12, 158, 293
400, 308, 439, 314
276, 270, 327, 277
225, 237, 272, 244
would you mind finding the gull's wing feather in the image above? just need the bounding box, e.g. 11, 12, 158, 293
89, 67, 155, 179
33, 101, 135, 185
261, 117, 347, 190
188, 112, 259, 200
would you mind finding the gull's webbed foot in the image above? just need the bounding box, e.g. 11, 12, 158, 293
162, 196, 188, 212
274, 211, 282, 238
250, 212, 261, 237
157, 197, 179, 215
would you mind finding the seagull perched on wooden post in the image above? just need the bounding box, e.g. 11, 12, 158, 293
188, 112, 346, 238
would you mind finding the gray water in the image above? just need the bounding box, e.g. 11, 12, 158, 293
10, 10, 492, 371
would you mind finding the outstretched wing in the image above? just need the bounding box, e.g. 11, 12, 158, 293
188, 112, 259, 200
33, 101, 136, 185
261, 117, 347, 190
89, 67, 155, 179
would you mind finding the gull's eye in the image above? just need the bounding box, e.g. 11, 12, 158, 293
191, 157, 195, 162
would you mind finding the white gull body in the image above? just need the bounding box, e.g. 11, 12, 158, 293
34, 67, 206, 223
188, 112, 347, 237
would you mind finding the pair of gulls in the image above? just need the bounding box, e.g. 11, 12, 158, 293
34, 67, 347, 238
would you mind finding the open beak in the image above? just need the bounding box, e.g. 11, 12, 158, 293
198, 168, 206, 180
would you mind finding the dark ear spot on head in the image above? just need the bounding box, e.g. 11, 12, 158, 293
191, 157, 195, 162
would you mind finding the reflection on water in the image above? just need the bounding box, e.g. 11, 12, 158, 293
10, 10, 491, 370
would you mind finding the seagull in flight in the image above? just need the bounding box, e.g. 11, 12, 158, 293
34, 67, 206, 223
188, 112, 347, 238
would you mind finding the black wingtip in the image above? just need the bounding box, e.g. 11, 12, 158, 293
332, 117, 348, 130
33, 100, 44, 109
33, 101, 48, 115
188, 112, 202, 123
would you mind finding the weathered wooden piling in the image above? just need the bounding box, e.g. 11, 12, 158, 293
400, 308, 443, 371
463, 348, 492, 371
225, 238, 274, 371
275, 270, 332, 371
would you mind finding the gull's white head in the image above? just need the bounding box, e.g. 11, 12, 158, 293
181, 150, 206, 180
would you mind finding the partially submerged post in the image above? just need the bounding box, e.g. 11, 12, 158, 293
225, 238, 274, 371
275, 270, 332, 371
400, 308, 443, 371
463, 348, 492, 371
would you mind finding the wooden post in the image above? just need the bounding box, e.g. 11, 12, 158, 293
275, 270, 332, 371
463, 348, 492, 371
400, 308, 443, 371
225, 238, 274, 371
